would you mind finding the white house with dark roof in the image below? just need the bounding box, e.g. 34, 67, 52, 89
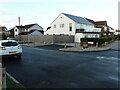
45, 13, 101, 42
14, 23, 44, 36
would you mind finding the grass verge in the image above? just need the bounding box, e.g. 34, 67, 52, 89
6, 74, 25, 89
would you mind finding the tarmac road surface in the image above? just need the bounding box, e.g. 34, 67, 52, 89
2, 44, 120, 88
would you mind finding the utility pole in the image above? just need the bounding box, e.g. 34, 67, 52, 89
18, 17, 21, 41
18, 17, 21, 33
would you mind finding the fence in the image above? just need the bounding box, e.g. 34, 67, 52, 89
16, 35, 74, 45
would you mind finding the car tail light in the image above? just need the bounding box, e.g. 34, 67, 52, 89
0, 47, 6, 50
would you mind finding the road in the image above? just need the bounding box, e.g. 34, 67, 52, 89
2, 42, 120, 88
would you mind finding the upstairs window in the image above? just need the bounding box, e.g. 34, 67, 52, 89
26, 29, 28, 32
69, 23, 72, 31
60, 24, 64, 28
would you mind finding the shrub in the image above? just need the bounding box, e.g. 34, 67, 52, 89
81, 36, 118, 46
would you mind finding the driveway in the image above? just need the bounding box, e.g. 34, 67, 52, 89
2, 44, 120, 88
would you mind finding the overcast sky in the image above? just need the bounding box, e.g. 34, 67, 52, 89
0, 0, 119, 30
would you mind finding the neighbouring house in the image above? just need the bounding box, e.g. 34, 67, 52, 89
14, 23, 44, 36
0, 26, 7, 39
107, 26, 115, 36
86, 18, 115, 37
95, 21, 109, 37
4, 28, 14, 37
45, 13, 101, 43
0, 26, 7, 35
114, 30, 120, 35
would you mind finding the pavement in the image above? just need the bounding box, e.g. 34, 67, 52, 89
21, 40, 120, 52
59, 46, 111, 52
59, 40, 119, 52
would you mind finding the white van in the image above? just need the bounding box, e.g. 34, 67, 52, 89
0, 40, 22, 59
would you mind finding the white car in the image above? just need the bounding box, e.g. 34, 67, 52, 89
0, 40, 22, 59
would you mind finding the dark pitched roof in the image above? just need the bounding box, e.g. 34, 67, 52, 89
94, 21, 107, 26
116, 30, 120, 32
23, 24, 36, 28
84, 18, 108, 26
15, 26, 22, 29
63, 13, 94, 25
16, 24, 36, 29
15, 23, 43, 29
85, 18, 95, 24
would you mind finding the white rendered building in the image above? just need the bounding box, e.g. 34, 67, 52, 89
45, 13, 101, 43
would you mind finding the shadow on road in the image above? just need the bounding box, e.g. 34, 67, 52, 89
36, 44, 73, 51
2, 57, 22, 63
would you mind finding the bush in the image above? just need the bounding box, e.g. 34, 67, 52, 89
81, 36, 118, 46
115, 35, 120, 40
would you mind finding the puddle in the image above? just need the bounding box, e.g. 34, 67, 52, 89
96, 56, 120, 60
96, 57, 105, 59
108, 76, 119, 81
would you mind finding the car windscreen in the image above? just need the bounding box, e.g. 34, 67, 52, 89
2, 42, 18, 46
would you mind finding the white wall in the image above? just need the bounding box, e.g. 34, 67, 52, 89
45, 14, 76, 35
45, 13, 101, 43
75, 33, 83, 43
14, 27, 19, 36
14, 24, 43, 36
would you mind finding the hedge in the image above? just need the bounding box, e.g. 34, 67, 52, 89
81, 36, 118, 45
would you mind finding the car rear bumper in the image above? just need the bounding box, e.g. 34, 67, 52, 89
0, 53, 22, 58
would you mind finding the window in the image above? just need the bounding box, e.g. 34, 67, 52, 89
26, 29, 28, 32
81, 24, 84, 29
76, 24, 80, 29
69, 27, 72, 31
54, 25, 56, 28
69, 23, 72, 31
60, 24, 64, 28
2, 42, 18, 46
15, 29, 17, 32
95, 35, 98, 38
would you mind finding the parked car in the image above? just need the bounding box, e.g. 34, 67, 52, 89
0, 40, 22, 59
7, 37, 16, 40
